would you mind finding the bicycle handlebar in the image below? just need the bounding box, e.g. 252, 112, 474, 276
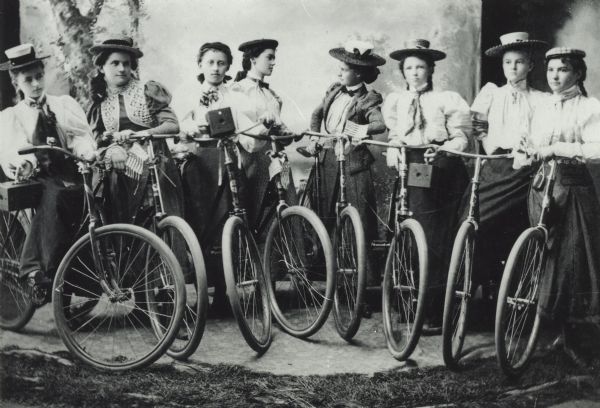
17, 144, 95, 164
440, 148, 513, 160
356, 139, 440, 151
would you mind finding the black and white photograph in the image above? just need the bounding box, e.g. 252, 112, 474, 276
0, 0, 600, 406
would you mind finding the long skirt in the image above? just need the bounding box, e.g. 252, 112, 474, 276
406, 150, 469, 319
459, 154, 536, 286
529, 163, 600, 324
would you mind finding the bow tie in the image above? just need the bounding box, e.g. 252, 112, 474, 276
26, 95, 47, 109
340, 86, 361, 97
249, 78, 270, 89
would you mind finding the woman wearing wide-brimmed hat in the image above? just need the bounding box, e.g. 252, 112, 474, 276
463, 32, 548, 308
0, 44, 96, 297
306, 40, 386, 294
230, 38, 298, 239
87, 36, 183, 225
382, 39, 472, 333
525, 47, 600, 365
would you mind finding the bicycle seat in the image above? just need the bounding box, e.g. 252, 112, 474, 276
296, 147, 315, 158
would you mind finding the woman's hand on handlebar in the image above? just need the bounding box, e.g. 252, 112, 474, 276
258, 111, 277, 127
424, 145, 441, 162
105, 145, 128, 171
306, 139, 321, 155
9, 159, 34, 179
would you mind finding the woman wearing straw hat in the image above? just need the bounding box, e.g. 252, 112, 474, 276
87, 36, 183, 225
383, 39, 472, 333
306, 40, 386, 295
0, 44, 95, 300
465, 32, 548, 312
230, 38, 298, 239
525, 46, 600, 365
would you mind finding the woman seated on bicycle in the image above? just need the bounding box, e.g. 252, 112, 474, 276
177, 41, 268, 314
464, 32, 548, 309
524, 47, 600, 365
382, 39, 472, 333
230, 38, 299, 240
305, 40, 386, 290
87, 36, 183, 225
0, 44, 95, 298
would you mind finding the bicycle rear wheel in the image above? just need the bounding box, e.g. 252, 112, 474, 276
442, 221, 475, 369
495, 227, 544, 377
382, 218, 428, 361
332, 205, 367, 341
53, 224, 185, 371
158, 216, 208, 360
222, 216, 272, 354
265, 206, 335, 338
0, 209, 34, 330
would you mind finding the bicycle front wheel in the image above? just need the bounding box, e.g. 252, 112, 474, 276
442, 221, 476, 370
382, 218, 428, 361
265, 206, 335, 338
53, 224, 186, 371
222, 216, 272, 354
495, 227, 545, 377
332, 205, 367, 341
158, 216, 208, 361
0, 209, 34, 330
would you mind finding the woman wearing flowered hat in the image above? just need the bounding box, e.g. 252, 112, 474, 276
0, 44, 95, 299
230, 38, 298, 239
526, 46, 600, 364
465, 32, 548, 308
87, 36, 183, 225
382, 39, 472, 333
306, 40, 386, 296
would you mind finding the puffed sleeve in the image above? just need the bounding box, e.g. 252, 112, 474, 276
361, 90, 386, 135
59, 96, 96, 159
0, 108, 36, 179
382, 92, 401, 140
229, 91, 268, 153
144, 80, 179, 133
553, 97, 600, 163
442, 91, 472, 152
86, 101, 107, 146
470, 82, 497, 117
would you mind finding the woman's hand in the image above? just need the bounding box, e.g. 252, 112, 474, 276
258, 112, 277, 127
80, 151, 97, 162
10, 159, 33, 180
107, 145, 128, 171
306, 139, 321, 156
386, 147, 401, 169
533, 145, 555, 161
114, 129, 135, 143
424, 145, 440, 162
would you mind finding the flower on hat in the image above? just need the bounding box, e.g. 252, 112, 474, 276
345, 40, 374, 58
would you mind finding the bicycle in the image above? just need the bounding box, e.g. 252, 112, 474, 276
240, 130, 335, 339
0, 141, 186, 371
124, 133, 209, 361
439, 148, 513, 370
495, 159, 557, 377
297, 130, 367, 341
356, 139, 432, 361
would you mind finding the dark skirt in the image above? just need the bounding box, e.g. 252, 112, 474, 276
459, 155, 536, 284
529, 163, 600, 324
406, 150, 469, 314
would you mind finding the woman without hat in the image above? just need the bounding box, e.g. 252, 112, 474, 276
0, 44, 96, 298
525, 46, 600, 365
177, 41, 269, 314
306, 40, 387, 309
382, 39, 472, 333
229, 38, 299, 239
465, 32, 548, 308
87, 36, 184, 226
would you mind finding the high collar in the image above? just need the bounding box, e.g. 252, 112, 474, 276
200, 80, 224, 93
551, 83, 582, 104
247, 71, 265, 82
408, 82, 430, 93
107, 79, 136, 96
345, 82, 364, 92
24, 93, 47, 108
506, 78, 528, 93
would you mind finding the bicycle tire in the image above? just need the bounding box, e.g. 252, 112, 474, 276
382, 218, 429, 361
53, 224, 186, 371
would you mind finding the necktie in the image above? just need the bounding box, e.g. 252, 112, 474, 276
29, 97, 68, 176
404, 86, 430, 137
340, 86, 359, 97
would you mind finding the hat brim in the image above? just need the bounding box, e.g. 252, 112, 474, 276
0, 55, 50, 71
484, 40, 548, 57
238, 39, 279, 52
89, 44, 144, 58
329, 48, 386, 67
389, 48, 446, 62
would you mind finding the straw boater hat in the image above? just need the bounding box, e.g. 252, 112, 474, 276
329, 40, 386, 67
389, 39, 446, 62
484, 32, 547, 57
545, 47, 586, 60
238, 39, 278, 53
90, 36, 144, 58
0, 44, 49, 71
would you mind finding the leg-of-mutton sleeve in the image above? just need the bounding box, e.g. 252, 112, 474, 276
58, 95, 96, 160
441, 91, 472, 152
470, 82, 496, 141
552, 96, 600, 163
0, 108, 37, 178
361, 90, 386, 136
144, 80, 179, 135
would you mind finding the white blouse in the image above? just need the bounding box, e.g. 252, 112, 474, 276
0, 94, 96, 179
179, 81, 267, 154
471, 82, 547, 154
529, 87, 600, 163
382, 89, 471, 151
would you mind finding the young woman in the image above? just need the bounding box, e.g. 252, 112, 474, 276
178, 41, 267, 313
230, 38, 298, 238
466, 32, 548, 306
307, 40, 386, 290
0, 44, 95, 294
383, 39, 472, 333
526, 47, 600, 364
87, 36, 183, 224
